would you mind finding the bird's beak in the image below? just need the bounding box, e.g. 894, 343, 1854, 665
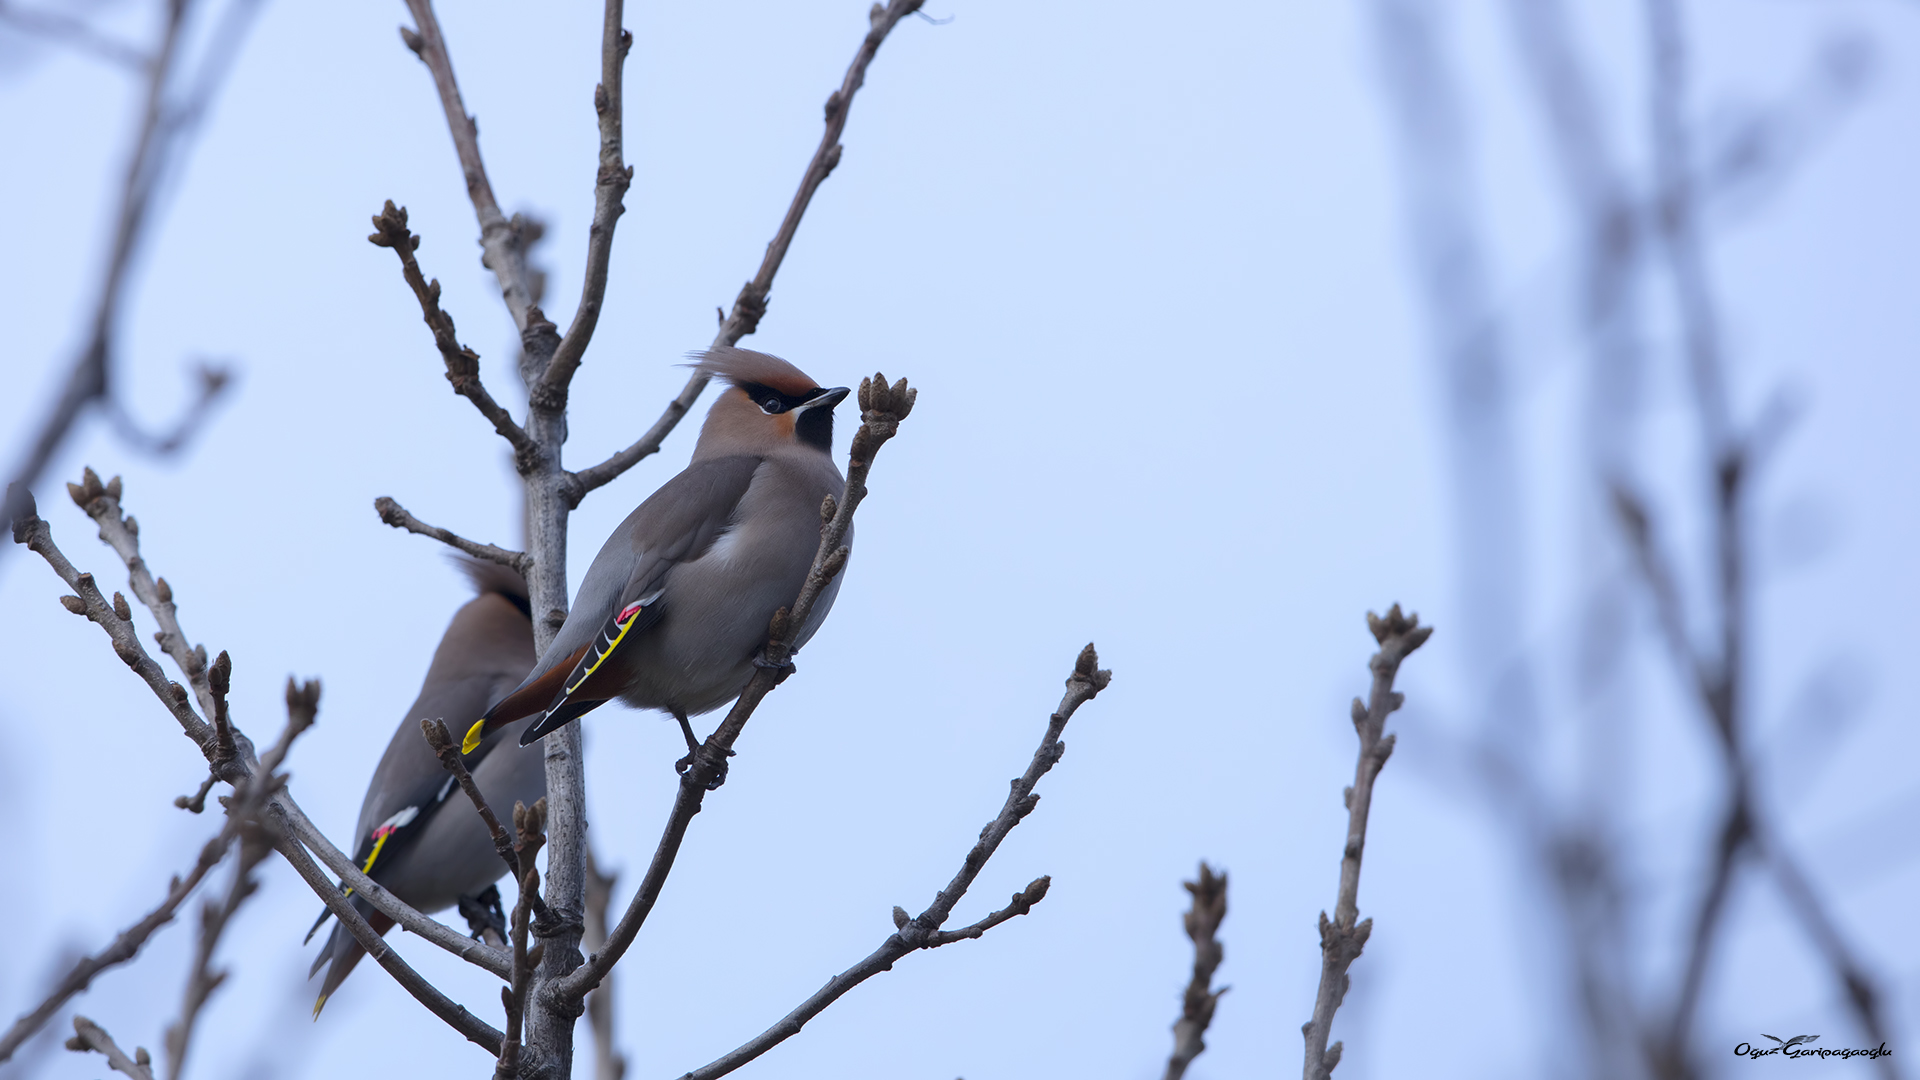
796, 386, 850, 413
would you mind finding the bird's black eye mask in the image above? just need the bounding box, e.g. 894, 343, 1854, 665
736, 381, 827, 415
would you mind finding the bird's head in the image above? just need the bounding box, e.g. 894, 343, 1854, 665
690, 347, 850, 459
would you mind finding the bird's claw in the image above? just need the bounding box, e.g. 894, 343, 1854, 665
675, 747, 736, 791
752, 654, 795, 677
457, 884, 509, 944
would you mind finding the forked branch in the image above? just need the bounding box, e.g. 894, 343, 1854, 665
675, 645, 1109, 1080
368, 201, 534, 460
566, 0, 928, 503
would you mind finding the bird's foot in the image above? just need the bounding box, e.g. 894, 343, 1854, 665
458, 884, 508, 946
752, 653, 796, 679
676, 746, 737, 791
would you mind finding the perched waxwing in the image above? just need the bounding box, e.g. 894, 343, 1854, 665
466, 347, 850, 757
307, 559, 542, 1016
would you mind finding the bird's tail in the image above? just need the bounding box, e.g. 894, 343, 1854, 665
308, 897, 394, 1018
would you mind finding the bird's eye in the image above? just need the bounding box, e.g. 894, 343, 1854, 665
761, 398, 784, 414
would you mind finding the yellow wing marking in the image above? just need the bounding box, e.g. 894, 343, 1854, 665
564, 601, 648, 696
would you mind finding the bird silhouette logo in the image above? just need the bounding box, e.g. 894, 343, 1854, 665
1759, 1034, 1820, 1051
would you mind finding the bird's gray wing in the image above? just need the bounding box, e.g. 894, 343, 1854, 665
476, 455, 763, 743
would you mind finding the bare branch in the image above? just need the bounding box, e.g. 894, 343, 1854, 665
397, 0, 546, 346
65, 1016, 154, 1080
164, 679, 314, 1080
495, 799, 549, 1080
673, 646, 1109, 1080
14, 473, 512, 981
536, 1, 632, 398
424, 719, 522, 880
368, 202, 535, 460
1, 0, 258, 554
0, 835, 224, 1065
564, 0, 927, 504
924, 875, 1051, 948
374, 496, 529, 575
105, 362, 234, 456
583, 850, 627, 1080
270, 798, 513, 979
1302, 606, 1432, 1080
1165, 863, 1228, 1080
274, 823, 505, 1053
552, 375, 918, 1007
64, 468, 223, 729
10, 484, 213, 750
1762, 835, 1900, 1076
0, 1, 147, 68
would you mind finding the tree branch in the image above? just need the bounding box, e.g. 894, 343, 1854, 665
274, 822, 505, 1053
550, 375, 917, 1008
1302, 606, 1432, 1080
0, 834, 224, 1065
424, 719, 522, 880
582, 849, 627, 1080
0, 1, 147, 69
536, 0, 631, 400
1164, 863, 1228, 1080
164, 678, 316, 1079
65, 1016, 153, 1080
673, 646, 1109, 1080
374, 496, 529, 575
563, 0, 927, 505
397, 0, 545, 345
368, 201, 535, 461
12, 473, 515, 980
495, 799, 549, 1080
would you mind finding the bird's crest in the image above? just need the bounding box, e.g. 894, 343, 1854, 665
692, 346, 821, 397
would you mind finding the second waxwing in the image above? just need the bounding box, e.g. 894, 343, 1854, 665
465, 347, 850, 758
307, 559, 543, 1015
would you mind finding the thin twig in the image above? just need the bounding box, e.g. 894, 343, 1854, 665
0, 1, 147, 68
535, 0, 632, 400
368, 202, 536, 461
275, 822, 505, 1053
564, 0, 927, 505
673, 647, 1109, 1080
1, 0, 258, 554
10, 485, 212, 749
397, 0, 546, 348
0, 836, 224, 1065
13, 475, 515, 980
496, 799, 549, 1080
63, 467, 220, 731
164, 678, 315, 1080
424, 718, 521, 880
375, 496, 529, 575
1302, 606, 1433, 1080
65, 1016, 154, 1080
550, 375, 917, 1008
1165, 863, 1228, 1080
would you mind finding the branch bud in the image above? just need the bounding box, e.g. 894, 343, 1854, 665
112, 592, 131, 622
59, 595, 86, 615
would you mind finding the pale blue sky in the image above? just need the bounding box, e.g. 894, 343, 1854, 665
2, 1, 1916, 1078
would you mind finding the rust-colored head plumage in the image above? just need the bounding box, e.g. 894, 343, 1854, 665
689, 348, 849, 460
694, 347, 822, 397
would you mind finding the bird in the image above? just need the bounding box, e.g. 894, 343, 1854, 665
306, 558, 543, 1017
463, 347, 851, 766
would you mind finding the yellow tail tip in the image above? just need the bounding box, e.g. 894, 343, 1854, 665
312, 994, 329, 1019
461, 719, 486, 755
